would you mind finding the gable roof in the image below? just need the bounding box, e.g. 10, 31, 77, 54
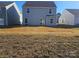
0, 2, 13, 7
66, 9, 79, 15
23, 1, 56, 7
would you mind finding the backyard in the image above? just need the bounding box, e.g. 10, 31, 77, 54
0, 26, 79, 57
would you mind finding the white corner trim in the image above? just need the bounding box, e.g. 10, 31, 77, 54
6, 2, 21, 16
6, 2, 14, 10
13, 3, 22, 24
13, 2, 21, 16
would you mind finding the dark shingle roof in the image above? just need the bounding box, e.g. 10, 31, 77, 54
0, 2, 13, 7
23, 1, 56, 7
66, 9, 79, 15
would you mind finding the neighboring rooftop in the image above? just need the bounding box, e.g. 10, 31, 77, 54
66, 9, 79, 15
23, 1, 56, 7
0, 2, 14, 7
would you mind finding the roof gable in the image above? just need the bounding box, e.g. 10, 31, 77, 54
23, 1, 56, 7
66, 9, 79, 15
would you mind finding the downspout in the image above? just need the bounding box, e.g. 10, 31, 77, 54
45, 15, 46, 26
6, 8, 8, 26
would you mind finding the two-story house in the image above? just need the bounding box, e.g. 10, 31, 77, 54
22, 1, 57, 26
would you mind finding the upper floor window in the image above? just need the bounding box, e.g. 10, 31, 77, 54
27, 8, 30, 13
0, 8, 2, 17
0, 8, 2, 13
0, 8, 1, 11
49, 9, 52, 14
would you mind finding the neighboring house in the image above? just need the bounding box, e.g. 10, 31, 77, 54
59, 9, 79, 25
0, 2, 21, 26
22, 1, 57, 26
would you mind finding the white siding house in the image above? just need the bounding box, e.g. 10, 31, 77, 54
0, 2, 21, 26
22, 1, 57, 26
59, 9, 79, 25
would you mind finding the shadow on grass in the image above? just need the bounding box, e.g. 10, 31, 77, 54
52, 25, 79, 29
0, 24, 79, 29
0, 25, 22, 29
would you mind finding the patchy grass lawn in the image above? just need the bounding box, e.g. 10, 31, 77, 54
0, 27, 79, 58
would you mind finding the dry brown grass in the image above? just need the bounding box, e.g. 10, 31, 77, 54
0, 26, 79, 36
0, 27, 79, 58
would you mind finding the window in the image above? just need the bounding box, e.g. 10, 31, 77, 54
57, 20, 59, 23
50, 19, 53, 23
0, 8, 1, 11
0, 8, 2, 17
27, 8, 30, 13
62, 20, 64, 23
0, 8, 2, 13
40, 19, 42, 24
49, 9, 52, 14
40, 19, 44, 25
25, 18, 28, 23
